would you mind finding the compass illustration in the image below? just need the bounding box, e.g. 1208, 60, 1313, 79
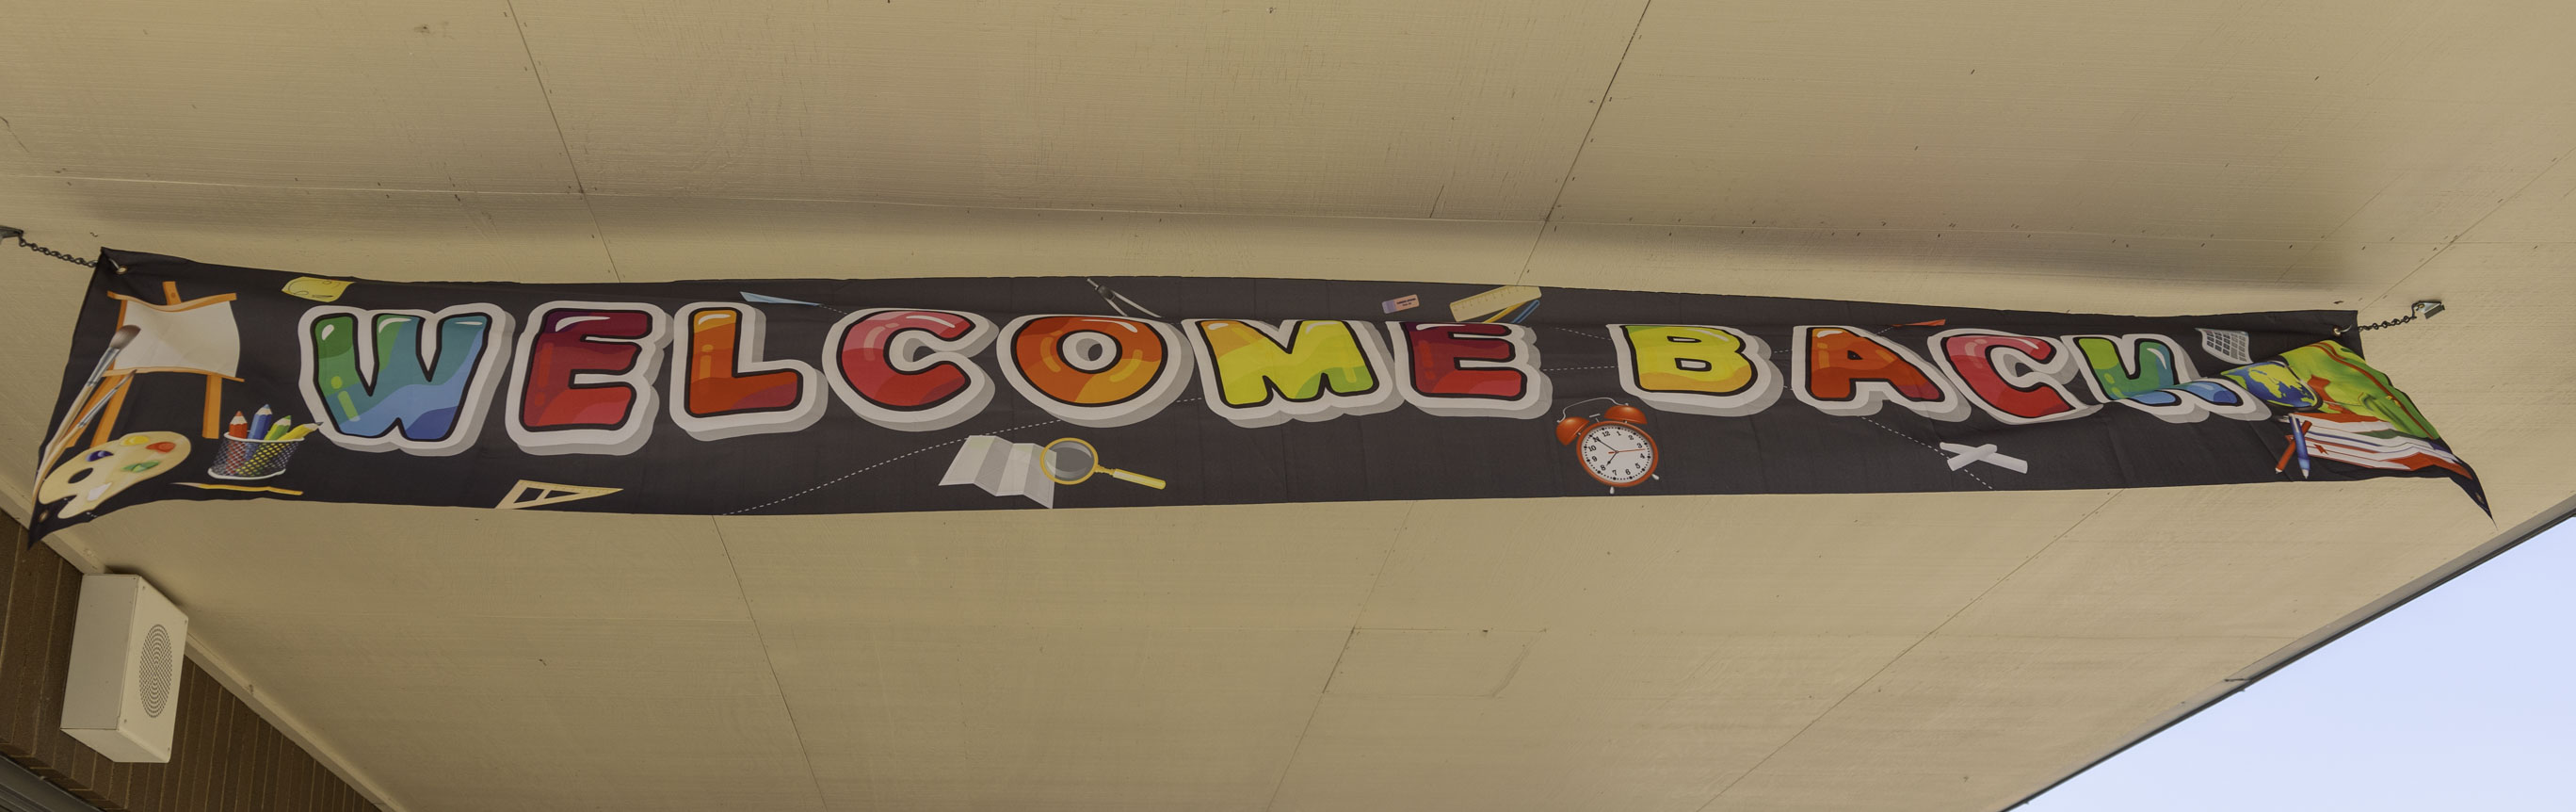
1554, 398, 1659, 493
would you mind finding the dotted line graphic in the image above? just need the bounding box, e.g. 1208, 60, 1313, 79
1860, 415, 1993, 491
1544, 325, 1608, 341
722, 439, 971, 515
1541, 365, 1619, 372
990, 415, 1076, 435
727, 398, 1204, 515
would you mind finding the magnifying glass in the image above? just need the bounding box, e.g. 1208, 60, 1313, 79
1040, 438, 1167, 490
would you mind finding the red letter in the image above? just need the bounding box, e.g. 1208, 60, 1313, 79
1929, 330, 2095, 425
825, 309, 997, 432
1384, 322, 1550, 419
668, 303, 824, 441
1791, 325, 1969, 421
506, 302, 671, 455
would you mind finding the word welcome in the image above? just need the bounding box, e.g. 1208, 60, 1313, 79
296, 302, 2321, 457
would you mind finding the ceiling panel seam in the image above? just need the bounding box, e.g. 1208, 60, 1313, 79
0, 174, 590, 197
0, 173, 2488, 248
2310, 174, 2407, 249
1, 174, 1547, 223
2359, 141, 2576, 317
0, 115, 33, 163
1259, 499, 1415, 812
1513, 0, 1656, 287
705, 518, 833, 811
1, 173, 2503, 252
1505, 219, 2461, 247
1685, 489, 2126, 812
180, 609, 768, 624
501, 0, 623, 283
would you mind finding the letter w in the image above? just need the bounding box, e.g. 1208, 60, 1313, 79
298, 305, 515, 455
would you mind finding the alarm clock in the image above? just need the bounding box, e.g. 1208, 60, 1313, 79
1554, 399, 1658, 492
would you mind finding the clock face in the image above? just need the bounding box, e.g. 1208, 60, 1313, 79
1576, 422, 1657, 486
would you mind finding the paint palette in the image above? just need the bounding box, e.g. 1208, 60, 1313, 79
39, 431, 191, 519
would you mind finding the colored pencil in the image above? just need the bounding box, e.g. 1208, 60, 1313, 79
246, 405, 274, 439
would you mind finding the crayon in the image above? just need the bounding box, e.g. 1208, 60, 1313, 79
280, 424, 319, 441
226, 412, 249, 439
246, 405, 274, 440
262, 415, 295, 441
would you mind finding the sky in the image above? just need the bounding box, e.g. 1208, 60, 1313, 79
2021, 518, 2575, 811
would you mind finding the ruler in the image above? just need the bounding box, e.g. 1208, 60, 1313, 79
1448, 285, 1541, 321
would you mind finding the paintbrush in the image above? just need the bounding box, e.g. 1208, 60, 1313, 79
36, 325, 141, 482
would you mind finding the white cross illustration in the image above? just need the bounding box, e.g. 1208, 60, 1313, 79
1939, 443, 2028, 474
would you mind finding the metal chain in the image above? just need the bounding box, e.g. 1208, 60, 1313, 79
2, 228, 99, 269
2342, 301, 2444, 334
2350, 314, 2417, 332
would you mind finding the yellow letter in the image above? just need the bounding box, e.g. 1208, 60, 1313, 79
1184, 319, 1397, 427
1610, 324, 1782, 416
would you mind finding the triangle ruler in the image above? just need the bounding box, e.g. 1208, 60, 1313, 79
495, 480, 622, 510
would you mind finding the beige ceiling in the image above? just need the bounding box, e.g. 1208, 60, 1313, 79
4, 1, 2573, 811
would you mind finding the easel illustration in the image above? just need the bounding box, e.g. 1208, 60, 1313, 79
37, 281, 241, 479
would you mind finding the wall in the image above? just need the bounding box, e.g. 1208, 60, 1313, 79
1, 518, 378, 812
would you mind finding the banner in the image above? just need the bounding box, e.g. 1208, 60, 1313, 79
30, 249, 2483, 537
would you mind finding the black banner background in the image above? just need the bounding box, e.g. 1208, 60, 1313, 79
35, 248, 2439, 538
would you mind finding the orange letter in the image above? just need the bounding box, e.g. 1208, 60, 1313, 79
1791, 325, 1968, 421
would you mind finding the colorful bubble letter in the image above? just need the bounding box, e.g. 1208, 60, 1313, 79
668, 303, 825, 441
1928, 330, 2096, 425
506, 302, 672, 455
997, 315, 1195, 429
1609, 324, 1781, 417
826, 308, 999, 432
1184, 319, 1398, 428
297, 305, 514, 455
1384, 322, 1550, 419
1791, 325, 1971, 421
2069, 333, 2267, 423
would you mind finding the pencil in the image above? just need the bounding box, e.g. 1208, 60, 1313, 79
246, 405, 274, 439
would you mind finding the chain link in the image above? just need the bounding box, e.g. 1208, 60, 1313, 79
5, 230, 99, 269
2340, 301, 2443, 334
2350, 314, 2417, 333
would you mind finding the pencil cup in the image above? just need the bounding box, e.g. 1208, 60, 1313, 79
207, 435, 303, 480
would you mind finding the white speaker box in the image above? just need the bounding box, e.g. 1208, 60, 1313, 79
59, 575, 189, 763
